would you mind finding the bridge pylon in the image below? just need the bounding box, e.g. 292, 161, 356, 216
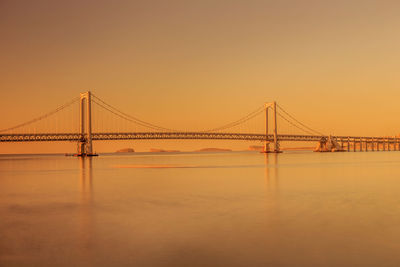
263, 101, 281, 153
77, 91, 96, 156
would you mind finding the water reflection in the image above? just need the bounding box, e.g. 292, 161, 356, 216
4, 152, 400, 266
79, 157, 93, 204
78, 157, 94, 263
264, 153, 279, 191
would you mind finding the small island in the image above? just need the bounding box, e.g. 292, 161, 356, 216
149, 148, 180, 152
248, 145, 264, 151
116, 148, 135, 153
248, 145, 315, 152
195, 148, 232, 152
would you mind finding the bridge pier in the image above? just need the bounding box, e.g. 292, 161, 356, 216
76, 91, 97, 157
347, 138, 350, 152
263, 142, 270, 153
262, 102, 281, 153
314, 136, 344, 152
365, 140, 368, 152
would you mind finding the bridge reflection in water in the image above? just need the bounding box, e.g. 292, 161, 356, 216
264, 153, 279, 192
78, 157, 94, 263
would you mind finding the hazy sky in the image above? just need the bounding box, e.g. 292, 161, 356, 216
1, 0, 400, 153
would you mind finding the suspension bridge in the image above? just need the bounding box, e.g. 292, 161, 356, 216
1, 91, 399, 156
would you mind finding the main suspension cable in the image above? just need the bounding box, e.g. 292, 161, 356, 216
277, 104, 324, 135
0, 97, 80, 133
92, 99, 176, 131
204, 105, 265, 132
276, 111, 317, 135
92, 94, 176, 132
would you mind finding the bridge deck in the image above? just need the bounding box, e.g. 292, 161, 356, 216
0, 132, 399, 143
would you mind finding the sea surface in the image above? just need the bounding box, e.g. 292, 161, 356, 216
1, 151, 400, 267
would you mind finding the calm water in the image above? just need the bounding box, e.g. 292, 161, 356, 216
1, 151, 400, 266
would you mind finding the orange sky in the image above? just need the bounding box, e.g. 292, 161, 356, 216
1, 0, 400, 153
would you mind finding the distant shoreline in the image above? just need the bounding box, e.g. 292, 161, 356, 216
0, 147, 316, 156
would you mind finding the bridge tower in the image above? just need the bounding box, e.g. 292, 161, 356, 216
77, 91, 95, 156
263, 101, 280, 153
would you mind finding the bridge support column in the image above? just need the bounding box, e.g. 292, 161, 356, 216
263, 142, 270, 153
365, 140, 368, 152
371, 139, 374, 151
77, 91, 96, 156
272, 102, 280, 152
263, 105, 270, 153
263, 101, 280, 153
359, 138, 363, 152
347, 137, 350, 152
